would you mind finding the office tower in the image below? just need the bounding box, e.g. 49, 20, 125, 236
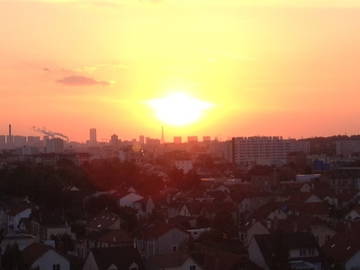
89, 128, 97, 145
188, 136, 198, 143
110, 134, 119, 145
174, 136, 182, 144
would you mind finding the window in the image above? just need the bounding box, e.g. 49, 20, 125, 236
190, 265, 196, 270
172, 246, 177, 252
53, 264, 60, 270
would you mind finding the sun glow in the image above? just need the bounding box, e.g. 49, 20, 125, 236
148, 92, 213, 126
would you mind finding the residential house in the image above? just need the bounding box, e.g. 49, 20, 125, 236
248, 232, 325, 270
136, 223, 190, 258
83, 247, 144, 270
22, 243, 70, 270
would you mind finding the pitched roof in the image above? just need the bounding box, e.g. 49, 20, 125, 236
91, 247, 143, 270
141, 223, 188, 239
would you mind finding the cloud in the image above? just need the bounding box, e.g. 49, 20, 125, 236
56, 75, 109, 86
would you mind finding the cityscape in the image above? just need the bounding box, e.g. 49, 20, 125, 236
2, 0, 360, 270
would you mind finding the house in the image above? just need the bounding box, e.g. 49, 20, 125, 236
83, 247, 144, 270
248, 232, 325, 270
146, 252, 202, 270
136, 223, 190, 258
22, 243, 70, 270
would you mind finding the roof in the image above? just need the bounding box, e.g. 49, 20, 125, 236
91, 247, 143, 270
147, 252, 191, 268
254, 232, 320, 268
141, 223, 188, 239
22, 243, 54, 266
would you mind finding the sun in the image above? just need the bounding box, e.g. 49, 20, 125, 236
148, 92, 213, 126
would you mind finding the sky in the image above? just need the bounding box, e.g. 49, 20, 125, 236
1, 0, 360, 142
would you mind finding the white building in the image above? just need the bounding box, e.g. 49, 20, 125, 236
232, 136, 309, 166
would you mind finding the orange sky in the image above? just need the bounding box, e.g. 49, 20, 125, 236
1, 0, 360, 142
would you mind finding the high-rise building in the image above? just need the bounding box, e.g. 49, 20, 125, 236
110, 134, 119, 145
231, 136, 308, 166
174, 136, 182, 144
89, 128, 97, 145
188, 136, 198, 143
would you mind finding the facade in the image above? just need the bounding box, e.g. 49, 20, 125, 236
23, 243, 70, 270
46, 138, 65, 153
232, 136, 310, 166
336, 140, 360, 156
136, 224, 190, 258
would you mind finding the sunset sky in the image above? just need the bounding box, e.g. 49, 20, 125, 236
1, 0, 360, 142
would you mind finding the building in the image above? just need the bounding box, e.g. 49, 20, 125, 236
147, 252, 202, 270
27, 136, 41, 146
110, 134, 119, 145
248, 232, 324, 270
0, 135, 5, 147
203, 136, 211, 143
174, 136, 182, 144
89, 128, 97, 145
336, 140, 360, 156
22, 243, 70, 270
188, 136, 198, 143
136, 223, 190, 258
46, 138, 64, 153
232, 136, 309, 166
13, 135, 27, 147
83, 247, 144, 270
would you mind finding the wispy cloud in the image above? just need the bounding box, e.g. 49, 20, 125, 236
56, 75, 110, 86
